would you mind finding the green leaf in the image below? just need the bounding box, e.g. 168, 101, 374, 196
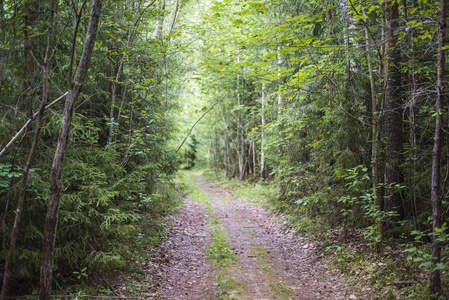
432, 263, 445, 271
419, 261, 432, 269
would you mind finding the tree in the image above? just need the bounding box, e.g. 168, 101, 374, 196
1, 1, 55, 298
0, 0, 184, 295
430, 0, 446, 295
39, 0, 102, 298
383, 0, 403, 232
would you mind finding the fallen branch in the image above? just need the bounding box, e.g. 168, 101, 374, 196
0, 92, 67, 158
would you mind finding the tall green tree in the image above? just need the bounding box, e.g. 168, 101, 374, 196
39, 0, 102, 298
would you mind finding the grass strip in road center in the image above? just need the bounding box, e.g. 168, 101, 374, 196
176, 170, 245, 299
177, 170, 213, 214
251, 245, 295, 300
207, 218, 242, 299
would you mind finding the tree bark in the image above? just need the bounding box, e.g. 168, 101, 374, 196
39, 1, 102, 298
383, 0, 403, 231
430, 0, 446, 295
252, 140, 256, 177
339, 0, 350, 21
277, 45, 282, 116
214, 128, 220, 181
1, 1, 55, 298
236, 53, 245, 181
153, 0, 166, 38
360, 0, 382, 238
260, 82, 266, 179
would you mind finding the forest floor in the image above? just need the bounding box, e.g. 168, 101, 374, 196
137, 172, 365, 299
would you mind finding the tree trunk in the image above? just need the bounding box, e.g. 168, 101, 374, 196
153, 0, 166, 38
214, 128, 220, 181
107, 58, 124, 145
207, 132, 211, 170
252, 140, 256, 177
237, 53, 245, 181
169, 0, 180, 33
360, 0, 382, 238
1, 2, 55, 298
260, 82, 266, 179
430, 0, 446, 294
226, 136, 231, 178
21, 2, 38, 149
383, 0, 403, 231
277, 45, 282, 116
39, 1, 102, 298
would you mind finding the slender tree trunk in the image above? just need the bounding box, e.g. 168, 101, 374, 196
207, 132, 211, 170
237, 53, 245, 181
1, 2, 55, 298
21, 2, 38, 149
107, 59, 124, 145
240, 125, 245, 180
169, 0, 180, 33
224, 136, 228, 177
277, 45, 282, 116
430, 0, 446, 294
252, 140, 256, 177
360, 1, 382, 238
39, 1, 102, 298
260, 82, 266, 179
153, 0, 166, 38
214, 128, 220, 181
226, 136, 231, 178
383, 0, 403, 231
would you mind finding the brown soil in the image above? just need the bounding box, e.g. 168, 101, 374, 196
147, 175, 363, 299
141, 196, 218, 299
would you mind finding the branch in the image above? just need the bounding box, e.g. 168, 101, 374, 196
176, 83, 236, 153
0, 92, 68, 158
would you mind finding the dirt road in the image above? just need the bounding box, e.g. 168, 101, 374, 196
152, 173, 358, 299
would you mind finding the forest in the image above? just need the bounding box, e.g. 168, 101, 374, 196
0, 0, 448, 298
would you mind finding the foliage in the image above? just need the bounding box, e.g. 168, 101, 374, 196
0, 0, 184, 294
180, 0, 448, 296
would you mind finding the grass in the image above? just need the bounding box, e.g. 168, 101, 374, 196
207, 219, 241, 299
199, 168, 278, 205
176, 170, 213, 213
251, 245, 295, 300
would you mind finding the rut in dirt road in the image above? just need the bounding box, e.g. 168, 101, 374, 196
155, 173, 359, 299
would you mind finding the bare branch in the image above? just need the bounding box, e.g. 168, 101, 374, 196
0, 92, 67, 158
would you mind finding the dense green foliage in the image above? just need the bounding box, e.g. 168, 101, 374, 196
0, 0, 185, 294
184, 0, 448, 297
